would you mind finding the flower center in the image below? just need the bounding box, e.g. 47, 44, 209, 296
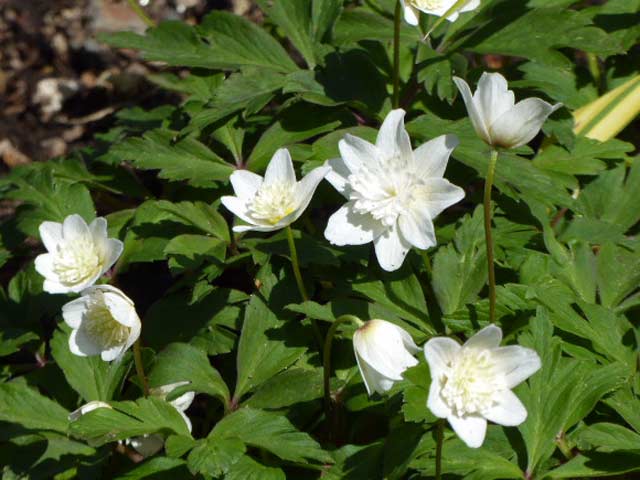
83, 292, 130, 350
348, 156, 420, 227
248, 182, 297, 225
52, 237, 102, 286
439, 348, 504, 417
408, 0, 446, 10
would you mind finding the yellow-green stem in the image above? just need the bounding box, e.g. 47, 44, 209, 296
392, 0, 402, 108
133, 339, 149, 396
435, 419, 444, 480
484, 150, 499, 323
420, 249, 432, 275
126, 0, 156, 28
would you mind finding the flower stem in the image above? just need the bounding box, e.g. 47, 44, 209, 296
435, 419, 444, 480
126, 0, 156, 28
392, 0, 402, 108
133, 339, 149, 397
483, 149, 499, 323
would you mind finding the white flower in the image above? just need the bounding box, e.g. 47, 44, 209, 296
453, 72, 562, 149
221, 148, 329, 233
401, 0, 481, 25
62, 285, 141, 362
353, 319, 420, 395
35, 214, 123, 294
68, 400, 112, 421
424, 325, 541, 448
324, 109, 465, 272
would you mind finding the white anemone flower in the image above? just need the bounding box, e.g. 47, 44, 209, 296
401, 0, 481, 25
62, 285, 141, 362
424, 325, 541, 448
35, 214, 123, 294
220, 148, 329, 233
453, 72, 562, 149
353, 319, 420, 395
324, 109, 465, 272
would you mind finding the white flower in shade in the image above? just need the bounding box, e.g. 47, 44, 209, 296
353, 319, 420, 395
324, 109, 465, 272
68, 400, 112, 422
62, 285, 141, 362
35, 214, 123, 294
401, 0, 481, 25
221, 148, 329, 233
453, 72, 562, 149
424, 325, 541, 448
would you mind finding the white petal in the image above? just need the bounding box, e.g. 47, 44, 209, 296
484, 389, 527, 426
453, 76, 491, 144
291, 166, 329, 221
403, 4, 420, 25
232, 223, 281, 233
89, 217, 108, 243
324, 202, 382, 246
220, 196, 257, 226
427, 377, 451, 418
62, 296, 88, 328
413, 134, 459, 179
373, 224, 411, 272
178, 410, 193, 433
475, 72, 515, 128
492, 345, 541, 389
424, 337, 461, 378
489, 98, 562, 149
229, 170, 263, 200
171, 391, 196, 413
464, 324, 502, 350
448, 414, 487, 448
39, 221, 63, 252
376, 109, 413, 163
355, 350, 395, 395
398, 210, 436, 250
419, 178, 466, 219
462, 0, 481, 13
100, 289, 139, 328
34, 254, 56, 280
69, 327, 101, 357
101, 344, 127, 362
393, 324, 420, 355
339, 134, 382, 173
324, 158, 352, 198
62, 214, 91, 241
101, 239, 123, 275
263, 148, 296, 187
43, 279, 74, 294
69, 401, 111, 421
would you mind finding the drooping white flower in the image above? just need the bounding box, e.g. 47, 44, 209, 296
453, 72, 562, 149
62, 285, 141, 362
68, 400, 112, 421
353, 319, 420, 395
424, 325, 541, 448
401, 0, 481, 25
221, 148, 329, 233
35, 214, 123, 294
324, 109, 465, 272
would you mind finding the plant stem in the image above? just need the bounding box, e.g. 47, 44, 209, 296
483, 149, 499, 323
420, 249, 432, 275
323, 315, 364, 414
133, 340, 149, 396
126, 0, 156, 28
392, 0, 402, 108
435, 419, 444, 480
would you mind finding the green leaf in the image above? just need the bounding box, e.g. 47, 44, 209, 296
0, 381, 70, 433
186, 437, 246, 477
579, 422, 640, 452
149, 343, 230, 406
244, 367, 323, 409
597, 243, 640, 310
0, 328, 38, 357
311, 0, 343, 43
400, 362, 437, 424
156, 200, 230, 243
164, 234, 226, 274
225, 456, 286, 480
547, 451, 640, 478
115, 457, 189, 480
50, 326, 131, 402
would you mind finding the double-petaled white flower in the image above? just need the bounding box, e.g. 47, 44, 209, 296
221, 148, 329, 233
353, 319, 420, 395
62, 285, 141, 362
401, 0, 481, 25
324, 109, 465, 272
35, 214, 123, 294
453, 72, 562, 149
424, 325, 541, 448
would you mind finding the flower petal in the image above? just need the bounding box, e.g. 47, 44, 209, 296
39, 221, 63, 252
413, 134, 459, 179
398, 210, 436, 250
453, 76, 491, 144
230, 170, 263, 200
62, 214, 91, 241
376, 109, 413, 163
43, 279, 74, 294
339, 134, 382, 173
448, 414, 487, 448
34, 253, 56, 280
424, 337, 461, 377
492, 345, 542, 388
427, 378, 451, 418
324, 158, 352, 198
89, 217, 107, 243
489, 98, 562, 149
62, 296, 88, 329
291, 166, 329, 222
484, 389, 528, 426
263, 148, 296, 187
220, 196, 256, 226
324, 202, 382, 246
417, 178, 465, 219
69, 327, 102, 357
102, 239, 124, 275
464, 324, 502, 350
355, 349, 395, 395
373, 224, 411, 272
403, 3, 420, 25
476, 72, 515, 128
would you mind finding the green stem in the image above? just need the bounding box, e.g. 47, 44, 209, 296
484, 150, 499, 323
435, 419, 444, 480
419, 250, 441, 335
420, 249, 432, 275
392, 0, 402, 108
133, 340, 149, 396
126, 0, 156, 28
323, 315, 364, 415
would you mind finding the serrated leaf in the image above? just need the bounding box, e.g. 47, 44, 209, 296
0, 381, 70, 433
186, 437, 245, 477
